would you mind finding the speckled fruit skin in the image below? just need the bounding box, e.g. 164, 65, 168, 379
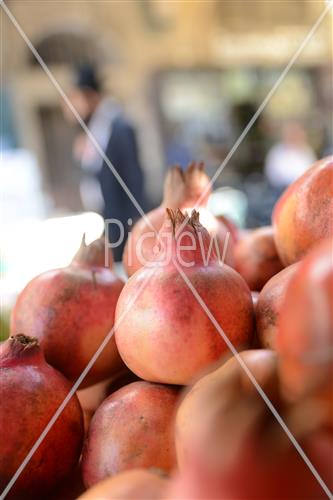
117, 211, 253, 385
116, 265, 253, 385
277, 239, 333, 405
234, 226, 284, 291
256, 263, 299, 349
79, 468, 168, 500
272, 156, 333, 265
0, 335, 84, 499
81, 381, 178, 487
11, 238, 124, 387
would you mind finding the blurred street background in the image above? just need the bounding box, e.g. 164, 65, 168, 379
0, 0, 332, 317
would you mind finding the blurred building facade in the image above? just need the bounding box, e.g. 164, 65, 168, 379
2, 0, 332, 212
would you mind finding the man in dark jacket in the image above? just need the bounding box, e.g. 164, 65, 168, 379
64, 65, 144, 260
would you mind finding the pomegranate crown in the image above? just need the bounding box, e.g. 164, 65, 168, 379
72, 233, 113, 270
163, 162, 211, 208
160, 208, 218, 265
166, 208, 201, 234
0, 334, 42, 366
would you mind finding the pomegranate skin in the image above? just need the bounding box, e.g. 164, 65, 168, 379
216, 214, 240, 244
256, 263, 299, 349
79, 469, 168, 500
169, 349, 332, 500
11, 238, 124, 387
116, 210, 253, 385
277, 239, 333, 404
272, 156, 333, 265
168, 430, 333, 500
0, 335, 84, 498
78, 369, 140, 433
234, 226, 284, 291
175, 349, 278, 468
81, 381, 178, 487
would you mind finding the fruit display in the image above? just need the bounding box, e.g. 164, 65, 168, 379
11, 235, 124, 387
2, 156, 332, 499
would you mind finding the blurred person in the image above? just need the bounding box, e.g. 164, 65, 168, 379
264, 121, 316, 191
165, 122, 192, 167
63, 65, 144, 261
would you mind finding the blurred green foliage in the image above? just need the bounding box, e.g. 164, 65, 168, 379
0, 312, 10, 342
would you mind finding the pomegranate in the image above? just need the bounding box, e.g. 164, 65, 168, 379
52, 464, 85, 500
272, 156, 333, 265
216, 214, 241, 244
277, 239, 333, 408
11, 235, 124, 387
82, 381, 179, 487
123, 162, 234, 276
256, 263, 299, 349
115, 209, 254, 385
175, 349, 278, 467
234, 226, 284, 291
170, 350, 332, 499
78, 369, 139, 416
0, 334, 84, 498
78, 369, 140, 433
79, 469, 168, 499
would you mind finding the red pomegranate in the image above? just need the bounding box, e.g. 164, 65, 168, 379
11, 235, 124, 387
0, 334, 84, 498
79, 468, 168, 500
234, 226, 284, 291
277, 239, 333, 407
175, 349, 278, 467
256, 263, 299, 349
123, 162, 234, 276
272, 156, 333, 265
170, 350, 332, 499
216, 214, 241, 244
116, 209, 254, 385
78, 369, 140, 433
82, 381, 178, 487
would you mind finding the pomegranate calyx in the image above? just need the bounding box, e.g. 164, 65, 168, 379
0, 334, 42, 366
10, 333, 39, 349
72, 234, 112, 270
166, 208, 201, 234
163, 165, 186, 208
183, 161, 211, 206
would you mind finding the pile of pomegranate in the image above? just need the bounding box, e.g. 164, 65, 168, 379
3, 156, 332, 499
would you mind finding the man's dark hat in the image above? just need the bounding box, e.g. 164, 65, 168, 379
75, 64, 101, 92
